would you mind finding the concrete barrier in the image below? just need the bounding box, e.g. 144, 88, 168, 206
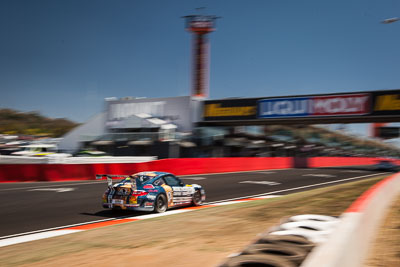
301, 173, 400, 267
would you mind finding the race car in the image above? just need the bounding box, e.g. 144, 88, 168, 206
373, 160, 398, 172
96, 171, 206, 213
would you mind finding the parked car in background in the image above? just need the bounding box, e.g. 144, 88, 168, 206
11, 144, 71, 157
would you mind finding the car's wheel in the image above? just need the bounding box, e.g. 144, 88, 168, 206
154, 194, 167, 213
192, 190, 202, 206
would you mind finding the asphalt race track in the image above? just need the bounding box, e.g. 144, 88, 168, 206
0, 166, 391, 238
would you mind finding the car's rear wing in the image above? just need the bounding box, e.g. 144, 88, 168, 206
96, 174, 130, 187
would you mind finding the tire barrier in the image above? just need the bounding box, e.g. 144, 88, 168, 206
286, 214, 339, 223
219, 254, 296, 267
217, 214, 339, 267
278, 221, 338, 232
242, 244, 307, 265
268, 230, 330, 245
255, 234, 315, 253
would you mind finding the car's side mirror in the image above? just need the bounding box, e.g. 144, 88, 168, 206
179, 181, 184, 186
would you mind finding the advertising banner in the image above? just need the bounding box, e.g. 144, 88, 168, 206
311, 94, 370, 116
372, 90, 400, 116
106, 96, 194, 132
203, 99, 258, 121
258, 97, 309, 118
258, 93, 370, 118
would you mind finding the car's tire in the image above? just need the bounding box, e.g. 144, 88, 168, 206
192, 190, 202, 206
219, 254, 295, 267
154, 194, 167, 213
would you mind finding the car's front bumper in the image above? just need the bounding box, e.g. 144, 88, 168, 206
102, 202, 155, 211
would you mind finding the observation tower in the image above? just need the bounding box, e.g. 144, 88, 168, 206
183, 13, 219, 98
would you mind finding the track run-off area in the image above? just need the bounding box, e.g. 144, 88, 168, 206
0, 166, 390, 239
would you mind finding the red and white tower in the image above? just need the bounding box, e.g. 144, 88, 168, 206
183, 13, 219, 99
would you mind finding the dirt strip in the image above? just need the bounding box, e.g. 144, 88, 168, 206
365, 194, 400, 267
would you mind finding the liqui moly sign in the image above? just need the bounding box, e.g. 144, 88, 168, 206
258, 93, 370, 118
312, 94, 370, 115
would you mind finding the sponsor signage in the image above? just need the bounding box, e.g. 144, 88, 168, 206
372, 90, 400, 115
201, 90, 400, 123
258, 93, 370, 118
258, 97, 309, 118
203, 99, 258, 120
106, 96, 195, 132
312, 94, 370, 116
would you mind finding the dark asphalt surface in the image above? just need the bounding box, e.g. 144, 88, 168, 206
0, 166, 391, 237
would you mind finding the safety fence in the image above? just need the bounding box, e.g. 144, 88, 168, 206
0, 157, 388, 182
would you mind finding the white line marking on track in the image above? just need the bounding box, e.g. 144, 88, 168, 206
0, 230, 82, 247
181, 168, 290, 177
302, 174, 336, 178
28, 188, 75, 193
239, 181, 281, 185
181, 177, 206, 180
340, 170, 367, 173
206, 195, 281, 205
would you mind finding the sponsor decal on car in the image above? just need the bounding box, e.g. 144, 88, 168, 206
143, 184, 155, 189
112, 199, 123, 204
146, 194, 156, 200
161, 184, 174, 207
129, 196, 138, 204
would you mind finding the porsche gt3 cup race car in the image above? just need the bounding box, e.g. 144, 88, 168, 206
96, 171, 206, 213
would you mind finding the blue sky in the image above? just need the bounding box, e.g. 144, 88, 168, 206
1, 0, 400, 135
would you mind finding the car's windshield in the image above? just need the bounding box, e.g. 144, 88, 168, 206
119, 177, 135, 184
131, 174, 156, 184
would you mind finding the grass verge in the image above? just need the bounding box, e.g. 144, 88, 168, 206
1, 175, 389, 267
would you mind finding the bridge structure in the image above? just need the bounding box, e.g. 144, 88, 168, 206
199, 89, 400, 126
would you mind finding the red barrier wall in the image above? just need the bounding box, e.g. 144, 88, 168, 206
0, 157, 390, 183
309, 157, 380, 168
0, 157, 292, 182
